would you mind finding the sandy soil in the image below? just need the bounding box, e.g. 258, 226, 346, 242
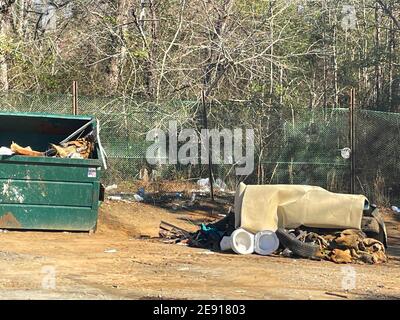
0, 199, 399, 300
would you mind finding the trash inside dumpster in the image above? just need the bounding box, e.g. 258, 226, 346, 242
0, 112, 107, 232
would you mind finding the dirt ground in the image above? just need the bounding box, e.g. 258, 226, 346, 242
0, 198, 400, 300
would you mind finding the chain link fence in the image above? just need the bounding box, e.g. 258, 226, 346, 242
0, 92, 399, 205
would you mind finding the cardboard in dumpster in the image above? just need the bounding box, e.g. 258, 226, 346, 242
10, 138, 94, 159
11, 142, 43, 157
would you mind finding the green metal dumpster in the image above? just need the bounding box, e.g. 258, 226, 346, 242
0, 112, 105, 232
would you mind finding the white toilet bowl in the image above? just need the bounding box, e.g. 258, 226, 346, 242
254, 230, 279, 255
230, 228, 255, 255
219, 236, 232, 251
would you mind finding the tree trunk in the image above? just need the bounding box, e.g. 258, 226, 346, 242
0, 10, 11, 91
389, 19, 394, 111
269, 1, 274, 107
322, 1, 328, 109
109, 0, 130, 93
362, 0, 368, 102
375, 3, 382, 108
333, 19, 339, 108
203, 0, 234, 96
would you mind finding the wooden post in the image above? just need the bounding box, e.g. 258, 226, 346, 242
72, 81, 78, 115
201, 90, 214, 201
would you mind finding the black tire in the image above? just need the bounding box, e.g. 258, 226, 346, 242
361, 216, 380, 234
371, 209, 388, 248
361, 207, 387, 247
276, 228, 321, 259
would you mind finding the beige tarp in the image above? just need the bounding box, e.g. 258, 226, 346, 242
234, 183, 367, 233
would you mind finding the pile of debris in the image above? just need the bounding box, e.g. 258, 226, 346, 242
158, 212, 387, 265
276, 228, 387, 264
159, 221, 193, 245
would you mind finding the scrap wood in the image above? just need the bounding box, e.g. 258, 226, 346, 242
325, 292, 348, 299
160, 237, 182, 244
10, 142, 44, 157
160, 221, 191, 237
159, 227, 177, 239
159, 221, 192, 242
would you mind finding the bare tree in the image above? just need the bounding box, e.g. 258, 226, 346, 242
0, 0, 15, 91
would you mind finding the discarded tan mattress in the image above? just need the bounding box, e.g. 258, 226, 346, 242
234, 183, 367, 233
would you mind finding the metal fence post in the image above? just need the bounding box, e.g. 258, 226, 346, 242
72, 81, 78, 115
350, 88, 356, 194
201, 90, 214, 201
